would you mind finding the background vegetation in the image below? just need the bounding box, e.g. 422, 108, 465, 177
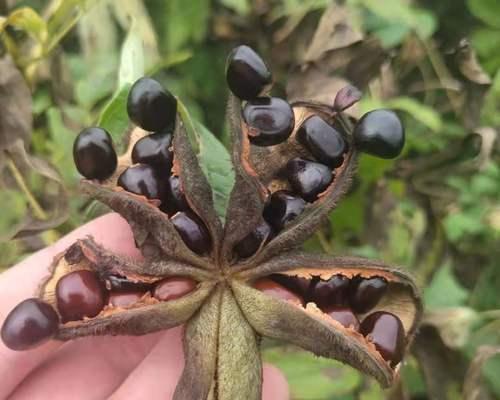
0, 0, 499, 399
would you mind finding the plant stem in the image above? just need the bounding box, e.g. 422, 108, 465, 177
6, 154, 48, 220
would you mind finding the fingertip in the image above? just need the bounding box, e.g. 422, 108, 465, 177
263, 363, 290, 400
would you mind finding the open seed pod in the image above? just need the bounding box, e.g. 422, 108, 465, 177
1, 46, 421, 399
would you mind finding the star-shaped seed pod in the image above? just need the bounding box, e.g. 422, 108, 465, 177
1, 45, 421, 399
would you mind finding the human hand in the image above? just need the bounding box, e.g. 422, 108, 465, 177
0, 213, 289, 400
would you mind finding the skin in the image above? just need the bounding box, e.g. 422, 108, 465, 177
0, 213, 289, 400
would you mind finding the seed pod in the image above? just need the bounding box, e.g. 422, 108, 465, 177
1, 64, 421, 400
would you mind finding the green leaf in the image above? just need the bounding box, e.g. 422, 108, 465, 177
3, 7, 48, 44
263, 346, 362, 399
177, 100, 234, 221
386, 97, 443, 132
119, 20, 145, 88
424, 263, 469, 308
163, 0, 211, 52
219, 0, 250, 15
97, 84, 131, 147
0, 189, 27, 238
467, 0, 500, 29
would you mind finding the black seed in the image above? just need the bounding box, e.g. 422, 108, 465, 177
353, 109, 404, 159
117, 164, 165, 200
296, 115, 347, 168
311, 274, 350, 309
349, 276, 388, 313
242, 97, 295, 146
161, 175, 189, 215
171, 211, 211, 255
263, 190, 306, 231
104, 275, 153, 292
132, 130, 173, 173
226, 45, 272, 100
73, 127, 117, 180
1, 298, 59, 351
234, 220, 274, 259
286, 158, 333, 202
127, 77, 177, 132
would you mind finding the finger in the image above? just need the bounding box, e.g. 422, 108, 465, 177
9, 330, 176, 400
109, 327, 185, 400
262, 364, 290, 400
109, 338, 289, 400
0, 213, 140, 399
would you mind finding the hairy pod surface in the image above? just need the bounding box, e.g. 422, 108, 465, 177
2, 50, 421, 400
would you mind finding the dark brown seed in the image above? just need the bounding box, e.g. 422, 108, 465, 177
296, 115, 347, 168
311, 275, 350, 309
360, 311, 405, 366
269, 274, 311, 302
242, 97, 295, 146
55, 270, 106, 322
324, 306, 360, 330
131, 130, 173, 173
333, 85, 362, 112
253, 279, 303, 304
117, 164, 165, 200
153, 277, 197, 301
263, 190, 306, 231
1, 298, 59, 351
108, 291, 145, 308
161, 175, 189, 215
171, 211, 211, 255
349, 276, 388, 314
286, 158, 334, 202
234, 220, 274, 259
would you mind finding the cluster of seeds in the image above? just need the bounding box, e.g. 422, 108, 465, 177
227, 46, 404, 260
73, 78, 212, 255
254, 274, 403, 366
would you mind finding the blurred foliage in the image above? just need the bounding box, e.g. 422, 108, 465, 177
0, 0, 499, 399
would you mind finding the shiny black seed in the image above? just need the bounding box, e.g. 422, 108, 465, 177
161, 175, 189, 215
263, 190, 306, 231
73, 127, 117, 180
131, 130, 173, 172
127, 77, 177, 132
242, 97, 294, 146
226, 45, 272, 100
171, 211, 211, 255
234, 220, 274, 259
311, 274, 350, 309
349, 276, 388, 313
360, 311, 405, 366
353, 109, 404, 159
286, 158, 333, 202
104, 275, 153, 292
296, 115, 347, 168
1, 298, 59, 351
117, 164, 165, 200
